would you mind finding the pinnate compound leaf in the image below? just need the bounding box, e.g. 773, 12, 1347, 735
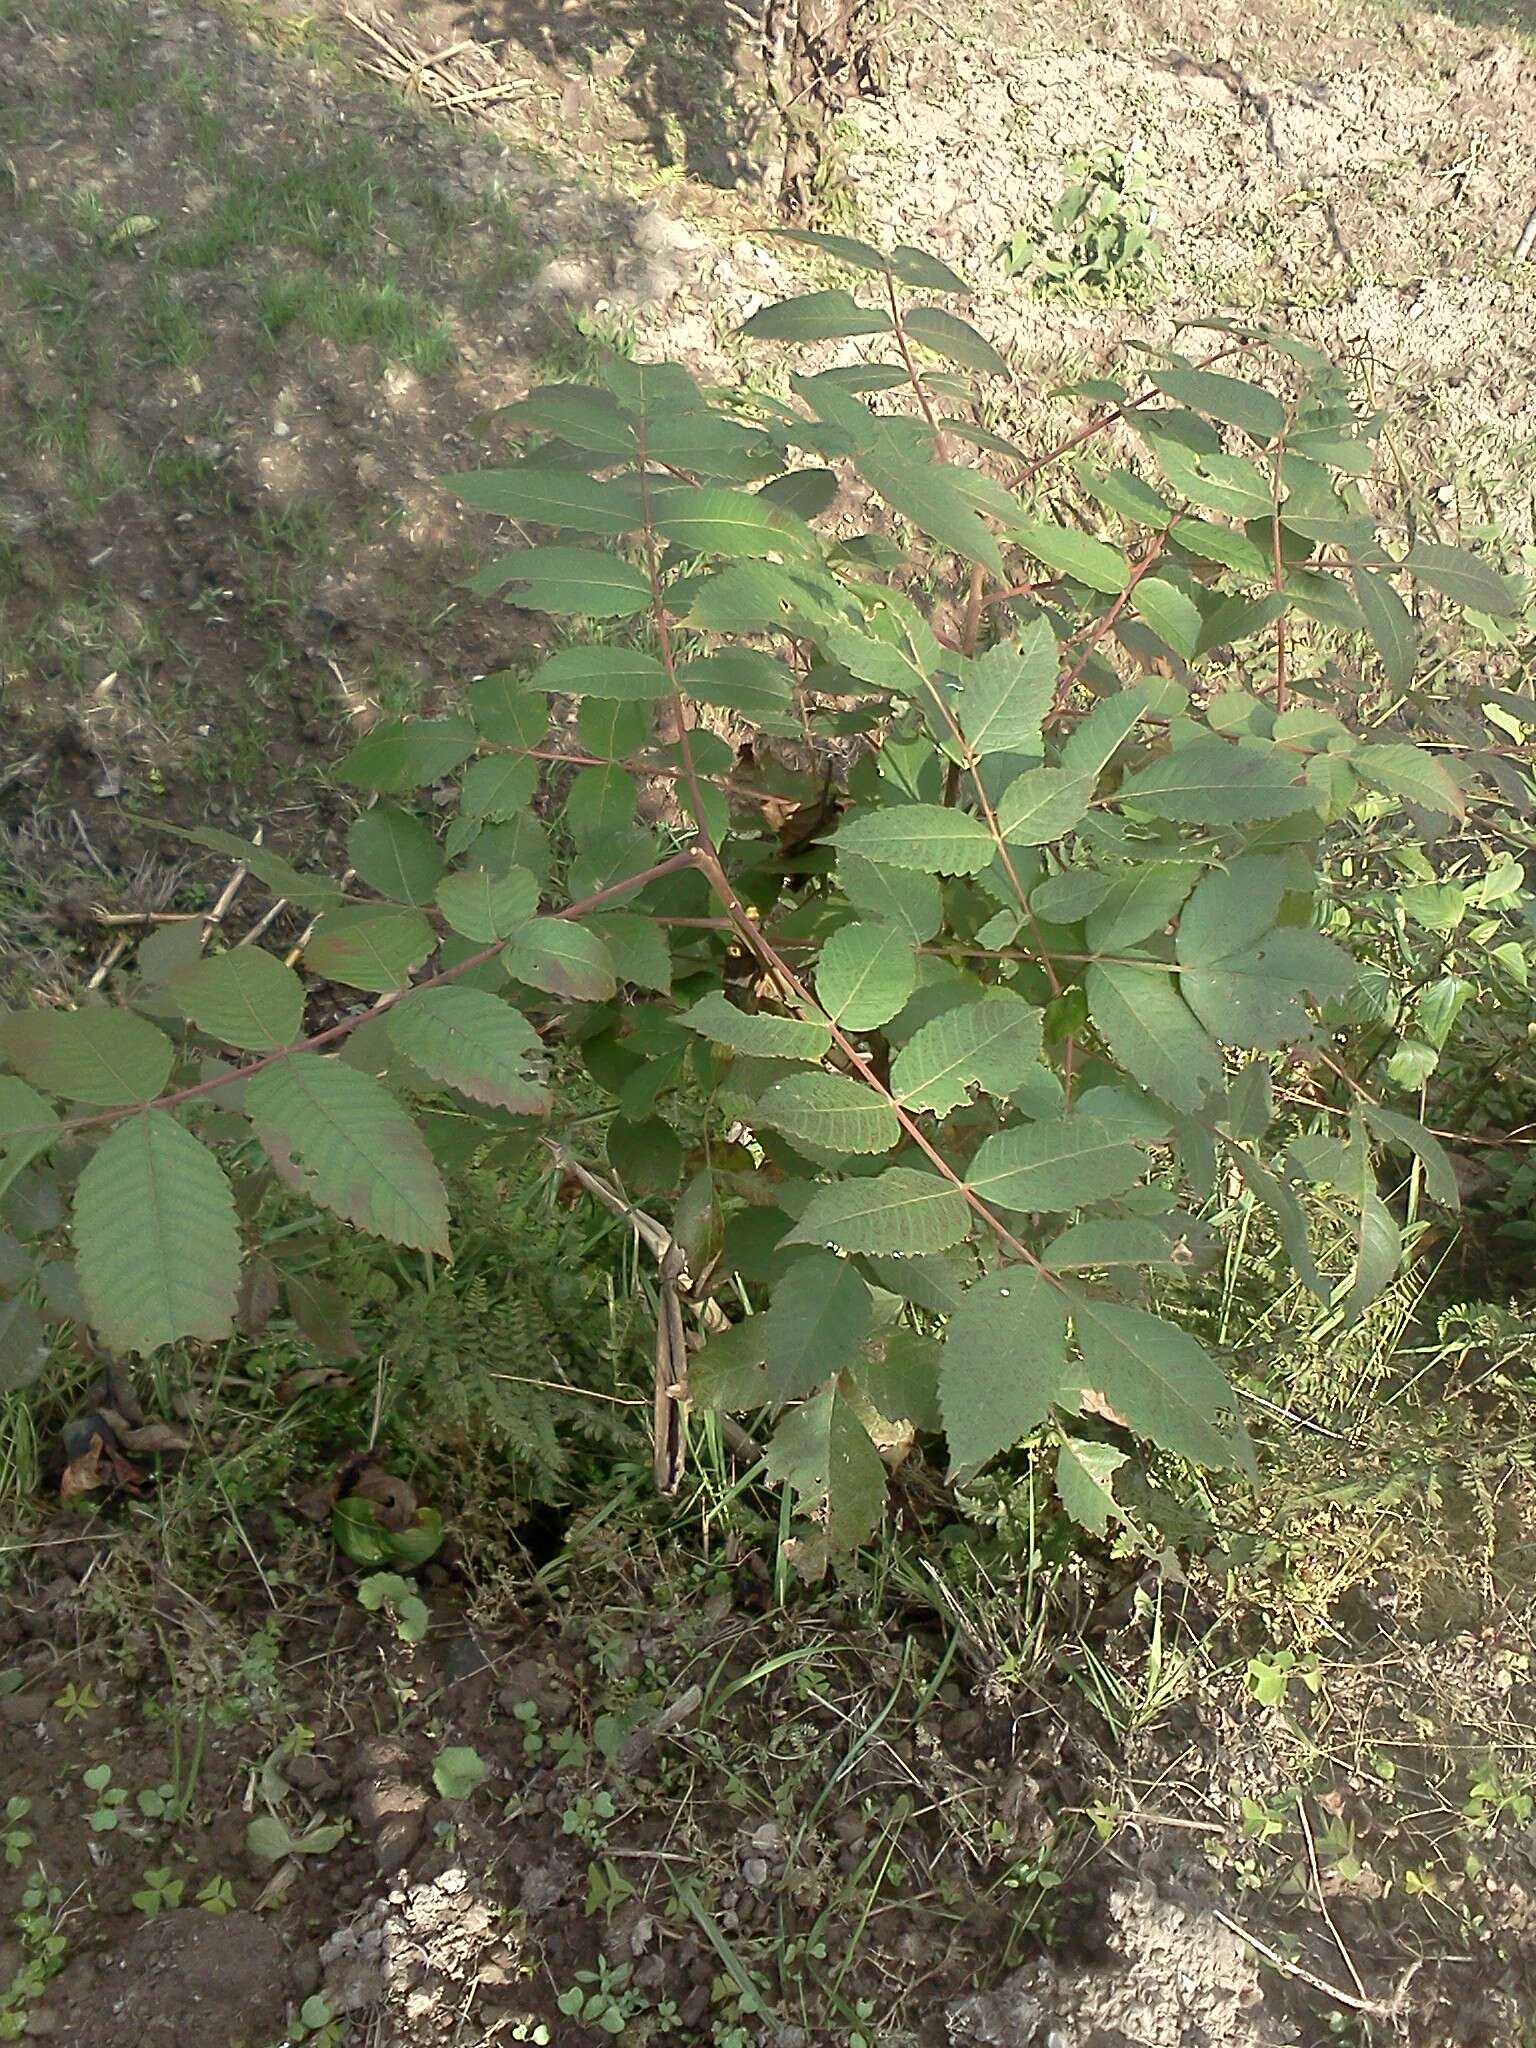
245, 1054, 449, 1254
305, 907, 435, 993
507, 919, 617, 1001
168, 949, 304, 1053
740, 289, 892, 341
891, 990, 1044, 1116
966, 1117, 1145, 1213
757, 1072, 900, 1155
0, 1008, 173, 1106
347, 805, 445, 906
1354, 743, 1464, 818
73, 1111, 240, 1353
386, 989, 547, 1113
939, 1270, 1068, 1474
953, 623, 1057, 757
763, 1250, 872, 1400
1118, 738, 1316, 823
682, 992, 830, 1063
763, 1384, 887, 1555
1055, 1437, 1128, 1536
435, 866, 539, 944
1070, 1295, 1250, 1471
816, 923, 917, 1030
0, 1292, 48, 1393
1085, 962, 1221, 1112
785, 1167, 971, 1255
337, 717, 478, 795
836, 803, 996, 875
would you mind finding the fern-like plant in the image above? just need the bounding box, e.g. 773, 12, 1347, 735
1, 230, 1527, 1565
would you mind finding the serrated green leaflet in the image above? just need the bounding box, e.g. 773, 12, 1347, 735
435, 866, 538, 943
1406, 541, 1518, 615
336, 717, 478, 797
891, 990, 1044, 1116
1363, 1101, 1459, 1210
815, 923, 917, 1030
245, 1054, 449, 1254
473, 545, 652, 618
653, 486, 815, 559
1176, 858, 1288, 965
1085, 962, 1221, 1111
939, 1270, 1068, 1474
1055, 1437, 1128, 1535
1178, 920, 1353, 1048
534, 647, 666, 700
459, 754, 540, 822
903, 305, 1010, 377
0, 1078, 59, 1191
682, 992, 830, 1061
836, 803, 995, 875
507, 919, 616, 1001
786, 1166, 971, 1255
763, 1384, 887, 1554
836, 850, 943, 942
855, 1329, 941, 1431
1045, 1215, 1204, 1272
386, 988, 546, 1113
995, 768, 1092, 845
1070, 1294, 1249, 1470
469, 672, 549, 747
0, 1008, 173, 1106
1351, 568, 1416, 690
1118, 738, 1316, 823
443, 465, 642, 534
740, 289, 893, 341
857, 438, 1006, 577
1355, 743, 1464, 817
1152, 368, 1286, 444
584, 913, 671, 994
1084, 863, 1195, 950
1012, 521, 1127, 595
347, 805, 444, 905
953, 624, 1056, 757
169, 949, 303, 1052
0, 1293, 47, 1394
305, 907, 435, 993
73, 1111, 240, 1354
1131, 577, 1202, 659
762, 1250, 872, 1399
821, 622, 929, 696
757, 1072, 900, 1155
967, 1116, 1145, 1212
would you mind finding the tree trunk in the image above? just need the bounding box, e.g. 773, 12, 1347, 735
765, 0, 883, 222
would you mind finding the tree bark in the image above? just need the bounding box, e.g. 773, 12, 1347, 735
765, 0, 883, 222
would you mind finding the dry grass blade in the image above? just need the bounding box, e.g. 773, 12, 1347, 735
339, 7, 534, 117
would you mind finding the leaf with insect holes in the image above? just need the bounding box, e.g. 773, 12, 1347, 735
1055, 1437, 1128, 1535
939, 1271, 1068, 1474
682, 992, 830, 1062
1117, 739, 1316, 824
836, 803, 995, 875
785, 1167, 971, 1256
336, 717, 479, 796
1405, 542, 1518, 615
1085, 962, 1221, 1112
471, 547, 652, 618
245, 1054, 449, 1255
740, 289, 893, 341
1354, 743, 1464, 818
386, 989, 547, 1114
305, 907, 435, 994
73, 1111, 240, 1354
1069, 1294, 1251, 1471
435, 866, 539, 944
1044, 1215, 1208, 1273
762, 1250, 872, 1400
952, 624, 1057, 757
756, 1072, 900, 1156
815, 923, 917, 1031
168, 950, 304, 1053
0, 1009, 173, 1106
347, 805, 445, 906
507, 919, 616, 1002
443, 465, 643, 535
902, 305, 1011, 378
966, 1117, 1146, 1213
890, 990, 1044, 1116
763, 1384, 887, 1554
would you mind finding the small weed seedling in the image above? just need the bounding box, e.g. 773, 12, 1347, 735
997, 146, 1159, 300
196, 1874, 237, 1913
246, 1814, 348, 1862
54, 1683, 99, 1724
560, 1788, 616, 1850
356, 1571, 429, 1645
556, 1958, 642, 2036
1245, 1649, 1323, 1710
131, 1866, 185, 1916
1, 1800, 33, 1871
432, 1746, 489, 1801
292, 1992, 345, 2045
82, 1764, 129, 1832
